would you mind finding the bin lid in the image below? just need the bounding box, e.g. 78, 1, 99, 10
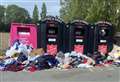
95, 21, 112, 26
41, 16, 64, 23
71, 20, 89, 25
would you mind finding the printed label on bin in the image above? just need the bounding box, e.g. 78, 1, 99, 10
100, 40, 107, 43
74, 45, 84, 53
47, 44, 57, 55
76, 39, 83, 43
98, 44, 107, 54
48, 38, 56, 42
18, 32, 30, 35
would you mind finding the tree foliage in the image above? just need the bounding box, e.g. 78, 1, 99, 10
32, 4, 39, 23
60, 0, 92, 22
60, 0, 120, 32
0, 5, 5, 31
6, 5, 30, 24
0, 5, 31, 32
41, 2, 47, 20
0, 5, 5, 23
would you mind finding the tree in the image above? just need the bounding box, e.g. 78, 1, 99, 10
4, 5, 31, 31
6, 5, 30, 24
0, 5, 5, 23
60, 0, 120, 32
85, 0, 119, 31
60, 0, 92, 22
32, 4, 39, 23
60, 0, 69, 22
0, 5, 5, 32
113, 0, 120, 31
86, 0, 116, 22
41, 2, 47, 20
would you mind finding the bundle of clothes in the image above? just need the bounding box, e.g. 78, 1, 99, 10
0, 40, 120, 72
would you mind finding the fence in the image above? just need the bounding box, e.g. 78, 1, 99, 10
0, 32, 10, 50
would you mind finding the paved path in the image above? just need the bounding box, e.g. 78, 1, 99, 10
0, 66, 120, 82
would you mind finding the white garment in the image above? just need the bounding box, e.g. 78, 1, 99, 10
70, 51, 77, 56
17, 44, 28, 56
64, 53, 70, 58
3, 58, 15, 65
5, 41, 20, 57
77, 64, 93, 68
28, 55, 39, 61
5, 49, 18, 57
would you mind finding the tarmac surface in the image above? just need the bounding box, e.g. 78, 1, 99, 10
0, 66, 120, 82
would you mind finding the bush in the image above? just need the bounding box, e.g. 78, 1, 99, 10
0, 50, 5, 56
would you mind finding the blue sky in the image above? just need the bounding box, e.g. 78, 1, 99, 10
0, 0, 60, 17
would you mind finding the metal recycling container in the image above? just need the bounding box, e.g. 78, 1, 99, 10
38, 16, 66, 55
66, 20, 90, 54
93, 21, 114, 54
10, 23, 38, 48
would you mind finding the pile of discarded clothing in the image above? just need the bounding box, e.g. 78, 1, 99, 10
107, 45, 120, 66
0, 40, 120, 72
0, 40, 58, 72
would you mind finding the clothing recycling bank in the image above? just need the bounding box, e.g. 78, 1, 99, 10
0, 40, 120, 72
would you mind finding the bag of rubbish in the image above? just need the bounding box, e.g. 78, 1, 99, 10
17, 52, 28, 63
113, 60, 120, 67
92, 52, 107, 64
109, 45, 120, 59
56, 51, 65, 65
56, 51, 81, 69
33, 55, 58, 70
17, 44, 28, 56
0, 61, 5, 71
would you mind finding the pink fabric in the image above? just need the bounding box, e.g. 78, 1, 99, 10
74, 45, 84, 53
98, 44, 107, 54
28, 66, 37, 72
47, 44, 57, 56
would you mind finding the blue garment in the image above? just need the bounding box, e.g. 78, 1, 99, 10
33, 55, 59, 70
12, 39, 21, 50
17, 53, 28, 63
